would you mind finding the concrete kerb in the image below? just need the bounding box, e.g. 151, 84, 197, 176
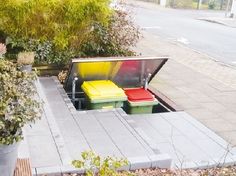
33, 165, 84, 176
167, 33, 236, 70
197, 17, 236, 28
33, 153, 172, 175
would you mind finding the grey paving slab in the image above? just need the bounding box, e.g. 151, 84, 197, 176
202, 102, 228, 113
187, 92, 215, 103
122, 111, 235, 168
218, 111, 236, 123
27, 135, 62, 168
87, 137, 123, 157
155, 142, 184, 165
56, 118, 85, 139
114, 111, 158, 156
64, 139, 90, 160
150, 154, 172, 168
24, 114, 51, 136
21, 77, 236, 175
73, 114, 105, 134
35, 166, 62, 176
219, 131, 236, 145
170, 112, 231, 149
18, 130, 30, 159
201, 118, 236, 132
171, 136, 213, 163
145, 115, 182, 137
187, 108, 219, 120
161, 114, 209, 140
134, 121, 168, 144
128, 156, 151, 170
170, 97, 203, 109
193, 139, 233, 161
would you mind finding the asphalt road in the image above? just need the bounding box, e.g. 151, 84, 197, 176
126, 1, 236, 66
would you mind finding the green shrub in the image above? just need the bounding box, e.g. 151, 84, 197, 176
0, 0, 140, 65
6, 38, 74, 65
0, 58, 41, 145
168, 0, 193, 8
79, 10, 141, 57
208, 0, 217, 9
0, 0, 112, 64
0, 0, 111, 50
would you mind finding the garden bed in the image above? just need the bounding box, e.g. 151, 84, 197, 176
62, 166, 236, 176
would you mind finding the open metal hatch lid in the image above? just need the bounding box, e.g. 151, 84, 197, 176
64, 56, 168, 93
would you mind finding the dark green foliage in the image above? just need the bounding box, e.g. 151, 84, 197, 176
79, 10, 140, 57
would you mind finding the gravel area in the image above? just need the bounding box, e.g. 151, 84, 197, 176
62, 166, 236, 176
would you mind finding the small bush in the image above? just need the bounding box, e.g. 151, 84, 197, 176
79, 10, 141, 57
6, 38, 75, 65
0, 58, 41, 145
168, 0, 193, 8
0, 0, 111, 50
208, 0, 217, 9
72, 151, 132, 176
0, 0, 111, 64
17, 52, 35, 65
0, 1, 140, 65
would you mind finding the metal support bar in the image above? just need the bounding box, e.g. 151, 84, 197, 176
72, 77, 78, 105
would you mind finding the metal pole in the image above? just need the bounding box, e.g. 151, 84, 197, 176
197, 0, 202, 9
231, 0, 236, 17
225, 0, 231, 17
220, 0, 224, 10
72, 77, 78, 105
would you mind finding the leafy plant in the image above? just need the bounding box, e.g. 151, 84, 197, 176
0, 57, 41, 145
58, 70, 68, 84
17, 51, 35, 65
72, 151, 132, 176
0, 0, 141, 65
208, 0, 217, 9
79, 10, 141, 57
0, 0, 112, 64
0, 0, 111, 51
168, 0, 193, 8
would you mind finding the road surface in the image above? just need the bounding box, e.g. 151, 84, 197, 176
126, 1, 236, 66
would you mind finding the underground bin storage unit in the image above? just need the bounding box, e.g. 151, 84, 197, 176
64, 56, 169, 113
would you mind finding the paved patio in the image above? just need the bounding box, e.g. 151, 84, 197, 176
18, 77, 236, 175
135, 28, 236, 146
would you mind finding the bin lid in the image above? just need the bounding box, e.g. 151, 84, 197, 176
64, 56, 168, 93
81, 80, 127, 100
124, 88, 155, 102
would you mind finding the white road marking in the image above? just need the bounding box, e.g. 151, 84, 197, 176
177, 37, 190, 45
